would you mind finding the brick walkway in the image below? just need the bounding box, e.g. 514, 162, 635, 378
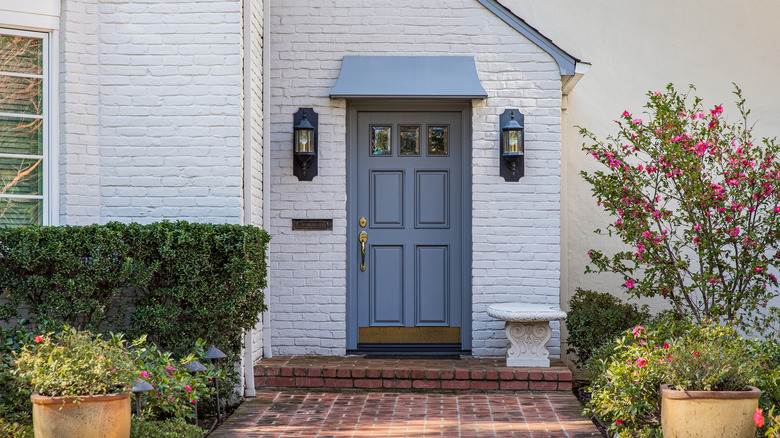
209, 390, 600, 437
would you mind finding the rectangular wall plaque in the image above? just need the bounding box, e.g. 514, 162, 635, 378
292, 219, 333, 231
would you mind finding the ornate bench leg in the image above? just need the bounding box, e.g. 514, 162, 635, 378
505, 321, 552, 367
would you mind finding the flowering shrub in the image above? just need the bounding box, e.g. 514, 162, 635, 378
13, 327, 138, 398
130, 337, 221, 420
586, 319, 777, 437
581, 84, 780, 330
660, 324, 758, 391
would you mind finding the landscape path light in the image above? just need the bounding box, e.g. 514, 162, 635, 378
204, 344, 227, 423
131, 378, 154, 418
184, 360, 207, 426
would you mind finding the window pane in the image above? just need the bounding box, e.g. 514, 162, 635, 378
0, 157, 42, 196
0, 115, 42, 155
0, 35, 42, 75
428, 126, 448, 155
399, 126, 420, 156
371, 126, 391, 156
0, 75, 42, 115
0, 197, 42, 226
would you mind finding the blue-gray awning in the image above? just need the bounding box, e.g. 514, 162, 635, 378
329, 56, 488, 99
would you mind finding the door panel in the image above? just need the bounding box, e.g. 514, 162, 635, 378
356, 111, 462, 346
370, 170, 404, 228
415, 170, 449, 227
416, 245, 449, 325
370, 245, 404, 325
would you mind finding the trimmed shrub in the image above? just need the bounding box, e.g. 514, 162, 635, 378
0, 221, 270, 359
565, 288, 650, 368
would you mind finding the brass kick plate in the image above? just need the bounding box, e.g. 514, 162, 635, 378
358, 327, 460, 344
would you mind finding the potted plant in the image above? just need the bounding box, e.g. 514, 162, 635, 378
14, 327, 138, 438
659, 324, 761, 438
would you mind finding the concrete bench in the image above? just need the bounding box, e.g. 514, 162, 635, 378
487, 303, 567, 367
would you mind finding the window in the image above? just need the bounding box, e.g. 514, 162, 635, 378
0, 29, 49, 226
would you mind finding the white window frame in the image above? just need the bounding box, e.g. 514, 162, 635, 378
0, 27, 58, 225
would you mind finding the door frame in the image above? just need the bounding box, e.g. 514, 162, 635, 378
345, 100, 473, 353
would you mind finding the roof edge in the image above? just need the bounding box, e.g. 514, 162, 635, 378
476, 0, 581, 76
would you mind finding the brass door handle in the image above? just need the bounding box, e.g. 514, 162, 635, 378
359, 231, 367, 271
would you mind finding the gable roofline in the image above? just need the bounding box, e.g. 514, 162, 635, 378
476, 0, 585, 77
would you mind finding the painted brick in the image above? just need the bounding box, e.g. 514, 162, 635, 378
530, 381, 558, 391
354, 379, 383, 389
295, 377, 324, 387
471, 381, 500, 390
269, 0, 562, 357
267, 377, 295, 387
455, 369, 470, 380
500, 381, 529, 391
383, 379, 412, 390
324, 378, 353, 388
558, 382, 573, 391
412, 380, 441, 389
442, 380, 471, 390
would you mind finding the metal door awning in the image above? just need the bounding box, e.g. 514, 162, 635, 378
329, 56, 488, 99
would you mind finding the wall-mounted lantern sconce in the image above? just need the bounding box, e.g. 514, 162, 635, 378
500, 109, 524, 181
293, 107, 318, 181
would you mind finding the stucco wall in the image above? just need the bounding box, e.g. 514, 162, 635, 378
269, 0, 563, 357
501, 0, 780, 360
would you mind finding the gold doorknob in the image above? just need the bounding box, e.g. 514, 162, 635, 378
359, 231, 367, 271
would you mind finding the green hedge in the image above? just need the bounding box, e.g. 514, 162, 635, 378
0, 221, 270, 357
565, 288, 651, 368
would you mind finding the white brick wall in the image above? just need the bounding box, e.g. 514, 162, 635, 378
269, 0, 562, 357
93, 0, 244, 224
60, 0, 101, 225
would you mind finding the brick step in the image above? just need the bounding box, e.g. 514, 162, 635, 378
254, 356, 572, 392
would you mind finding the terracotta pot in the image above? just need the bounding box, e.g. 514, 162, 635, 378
660, 384, 760, 438
31, 392, 131, 438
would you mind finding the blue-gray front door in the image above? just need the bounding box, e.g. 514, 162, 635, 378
355, 111, 463, 346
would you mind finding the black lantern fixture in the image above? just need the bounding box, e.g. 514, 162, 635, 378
499, 109, 524, 181
293, 107, 318, 181
204, 345, 227, 423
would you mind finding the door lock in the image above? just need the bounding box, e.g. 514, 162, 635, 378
359, 217, 367, 228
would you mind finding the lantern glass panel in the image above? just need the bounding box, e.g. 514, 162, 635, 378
295, 129, 313, 153
504, 130, 522, 155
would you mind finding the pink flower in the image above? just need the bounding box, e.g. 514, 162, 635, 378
663, 342, 670, 349
625, 279, 636, 290
622, 111, 630, 117
616, 419, 625, 426
774, 206, 780, 213
34, 335, 43, 344
755, 408, 764, 428
185, 385, 192, 392
635, 358, 648, 368
631, 325, 645, 337
653, 91, 660, 96
192, 400, 197, 404
756, 267, 763, 272
728, 227, 740, 236
632, 118, 642, 124
140, 371, 149, 378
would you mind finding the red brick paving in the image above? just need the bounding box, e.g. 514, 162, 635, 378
210, 390, 600, 438
255, 357, 573, 392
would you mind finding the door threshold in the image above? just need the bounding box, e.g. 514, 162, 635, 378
349, 344, 470, 357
